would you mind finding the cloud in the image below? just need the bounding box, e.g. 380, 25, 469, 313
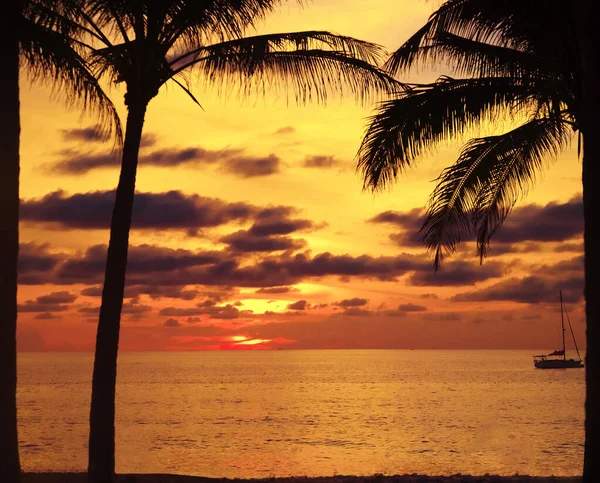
58, 244, 224, 284
370, 196, 583, 254
52, 145, 243, 174
256, 286, 299, 294
398, 303, 427, 312
275, 126, 295, 135
164, 318, 181, 328
421, 312, 462, 321
249, 207, 315, 236
303, 155, 341, 169
341, 307, 372, 316
18, 290, 77, 313
35, 242, 433, 288
18, 303, 69, 313
61, 126, 106, 143
21, 190, 261, 231
18, 243, 63, 278
121, 302, 152, 315
335, 298, 369, 308
220, 231, 306, 253
452, 276, 581, 304
409, 260, 505, 286
187, 317, 201, 323
125, 286, 199, 300
81, 287, 102, 297
159, 307, 205, 317
219, 154, 280, 178
36, 291, 77, 304
34, 312, 62, 320
287, 300, 308, 310
451, 256, 583, 304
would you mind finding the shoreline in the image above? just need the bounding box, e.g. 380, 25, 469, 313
22, 474, 582, 482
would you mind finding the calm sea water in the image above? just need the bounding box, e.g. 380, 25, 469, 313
17, 350, 584, 477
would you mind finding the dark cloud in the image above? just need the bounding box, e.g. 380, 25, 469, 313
81, 287, 102, 297
163, 318, 181, 328
341, 307, 372, 316
18, 290, 77, 313
220, 154, 280, 178
78, 307, 99, 316
370, 197, 583, 253
52, 145, 243, 174
187, 317, 201, 324
36, 291, 77, 304
335, 298, 369, 308
34, 312, 61, 320
199, 303, 248, 319
256, 286, 299, 294
398, 303, 427, 312
52, 150, 119, 174
21, 190, 260, 231
287, 300, 308, 310
58, 244, 224, 283
159, 307, 205, 317
369, 208, 424, 247
50, 246, 430, 288
121, 302, 152, 315
275, 126, 295, 135
140, 133, 158, 148
221, 230, 306, 253
18, 303, 69, 313
18, 243, 63, 276
451, 256, 583, 304
61, 126, 106, 143
303, 155, 341, 169
492, 196, 583, 244
452, 276, 581, 304
409, 260, 505, 286
249, 209, 315, 236
124, 286, 199, 300
421, 312, 462, 321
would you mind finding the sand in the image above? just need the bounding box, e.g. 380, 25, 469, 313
21, 474, 582, 483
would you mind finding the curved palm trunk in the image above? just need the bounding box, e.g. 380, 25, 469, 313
581, 0, 599, 479
0, 2, 22, 483
88, 100, 147, 483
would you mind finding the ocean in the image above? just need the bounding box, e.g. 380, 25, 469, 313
17, 350, 584, 477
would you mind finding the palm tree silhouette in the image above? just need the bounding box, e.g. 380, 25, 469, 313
51, 1, 396, 481
0, 1, 120, 482
357, 0, 597, 480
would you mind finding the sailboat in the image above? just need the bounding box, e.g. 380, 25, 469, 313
533, 290, 584, 369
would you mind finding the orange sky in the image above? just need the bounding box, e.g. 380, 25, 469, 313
16, 0, 585, 352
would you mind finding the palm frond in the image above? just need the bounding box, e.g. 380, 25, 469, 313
420, 116, 571, 269
385, 0, 576, 78
166, 31, 400, 105
357, 75, 552, 191
161, 0, 292, 51
410, 32, 544, 79
20, 7, 122, 144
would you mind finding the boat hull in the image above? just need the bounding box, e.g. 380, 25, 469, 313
534, 358, 584, 369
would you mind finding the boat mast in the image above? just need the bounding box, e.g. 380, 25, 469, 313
559, 289, 566, 360
563, 300, 583, 362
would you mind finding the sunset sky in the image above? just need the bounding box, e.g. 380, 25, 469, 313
16, 0, 585, 352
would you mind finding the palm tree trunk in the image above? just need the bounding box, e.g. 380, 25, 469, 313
88, 100, 147, 483
580, 1, 599, 481
0, 2, 22, 482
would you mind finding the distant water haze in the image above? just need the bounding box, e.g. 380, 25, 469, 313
18, 350, 584, 477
